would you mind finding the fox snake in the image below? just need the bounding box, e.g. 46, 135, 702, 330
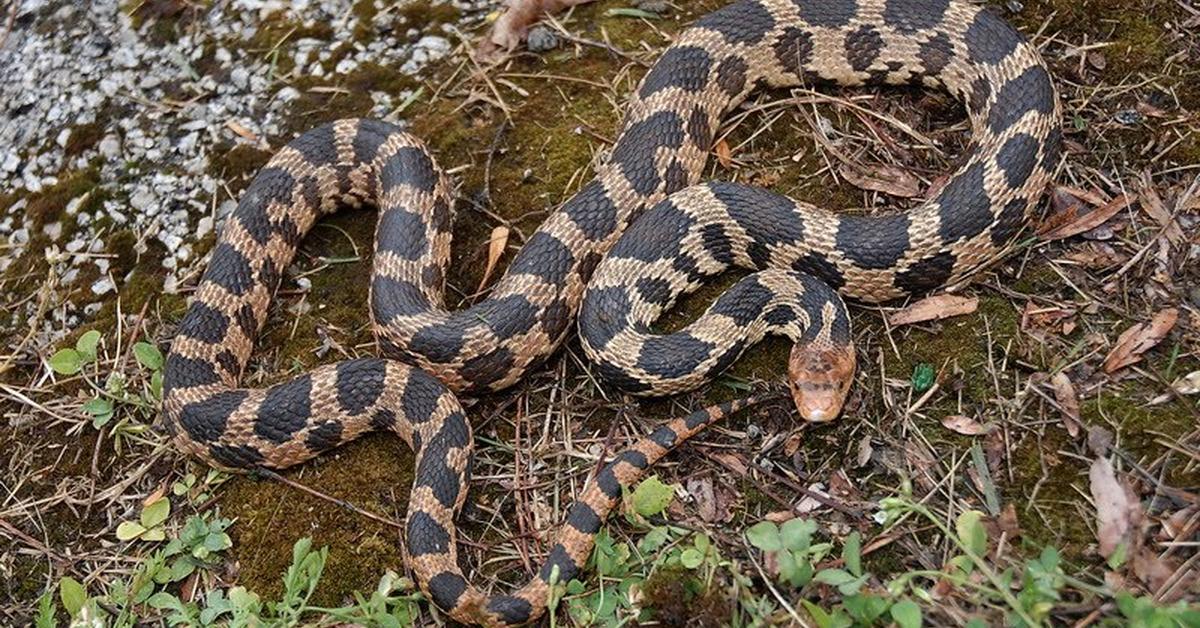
162, 0, 1060, 624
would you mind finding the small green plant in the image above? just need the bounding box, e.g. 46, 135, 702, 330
49, 331, 163, 449
116, 496, 171, 542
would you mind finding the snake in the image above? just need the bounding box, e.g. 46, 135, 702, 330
161, 0, 1059, 625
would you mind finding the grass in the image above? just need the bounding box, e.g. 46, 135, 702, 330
2, 0, 1199, 626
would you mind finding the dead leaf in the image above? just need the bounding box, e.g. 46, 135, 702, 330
941, 415, 993, 436
477, 226, 510, 291
477, 0, 596, 59
1049, 373, 1082, 438
686, 476, 732, 523
1038, 189, 1136, 241
710, 451, 749, 476
1131, 548, 1178, 596
714, 138, 733, 168
855, 436, 873, 468
1089, 456, 1141, 559
1102, 308, 1179, 373
225, 119, 260, 144
1171, 370, 1200, 395
1136, 174, 1186, 246
838, 163, 921, 198
888, 295, 978, 326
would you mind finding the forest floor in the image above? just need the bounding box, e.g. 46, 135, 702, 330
0, 0, 1197, 625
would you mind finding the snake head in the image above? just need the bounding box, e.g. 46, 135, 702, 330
787, 342, 856, 423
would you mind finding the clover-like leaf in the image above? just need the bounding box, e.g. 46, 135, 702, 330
746, 521, 782, 553
891, 599, 922, 628
116, 521, 147, 541
59, 577, 86, 617
133, 342, 164, 371
75, 330, 102, 361
955, 510, 988, 557
49, 349, 82, 375
141, 498, 170, 529
630, 475, 675, 517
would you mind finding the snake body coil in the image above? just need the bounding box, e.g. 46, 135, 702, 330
163, 0, 1059, 625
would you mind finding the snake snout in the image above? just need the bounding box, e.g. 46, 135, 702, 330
787, 343, 856, 423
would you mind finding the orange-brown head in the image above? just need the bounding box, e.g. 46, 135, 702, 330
787, 342, 856, 423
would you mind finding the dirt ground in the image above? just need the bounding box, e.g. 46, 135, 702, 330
1, 0, 1198, 625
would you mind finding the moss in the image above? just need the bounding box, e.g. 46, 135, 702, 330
24, 167, 101, 230
220, 435, 414, 605
123, 0, 207, 45
640, 566, 731, 627
63, 122, 105, 158
396, 1, 460, 28
207, 143, 272, 195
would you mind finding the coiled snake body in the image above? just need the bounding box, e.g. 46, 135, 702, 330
163, 0, 1059, 625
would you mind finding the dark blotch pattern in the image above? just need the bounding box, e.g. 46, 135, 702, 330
334, 358, 386, 415
936, 162, 993, 243
372, 276, 431, 322
988, 65, 1054, 135
205, 243, 255, 296
426, 572, 467, 612
538, 544, 580, 583
990, 197, 1028, 246
179, 390, 248, 444
460, 348, 515, 390
381, 145, 437, 193
177, 302, 229, 344
965, 9, 1021, 65
306, 421, 343, 452
636, 333, 714, 380
563, 180, 618, 241
695, 1, 775, 45
883, 0, 948, 32
638, 46, 712, 98
376, 209, 428, 260
836, 214, 911, 269
610, 111, 686, 196
407, 510, 451, 556
237, 168, 295, 245
710, 277, 775, 326
710, 182, 804, 252
487, 597, 534, 626
163, 354, 219, 395
845, 25, 884, 72
609, 199, 693, 262
208, 443, 263, 468
715, 56, 748, 97
566, 502, 602, 534
579, 286, 631, 351
792, 252, 846, 289
352, 119, 392, 163
918, 31, 953, 76
255, 375, 313, 444
996, 133, 1039, 188
895, 251, 958, 295
649, 425, 677, 449
402, 369, 445, 424
507, 232, 575, 285
773, 27, 814, 78
793, 0, 856, 27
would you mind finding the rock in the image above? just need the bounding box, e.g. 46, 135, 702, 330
526, 25, 559, 53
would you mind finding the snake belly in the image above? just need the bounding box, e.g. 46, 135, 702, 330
162, 0, 1059, 625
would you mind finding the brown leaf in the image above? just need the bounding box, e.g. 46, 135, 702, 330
1136, 174, 1186, 247
888, 295, 978, 327
477, 0, 596, 59
225, 119, 261, 144
1038, 189, 1136, 241
838, 163, 921, 198
477, 226, 510, 291
1102, 308, 1179, 373
1089, 456, 1141, 559
686, 476, 733, 523
710, 451, 749, 476
1131, 549, 1178, 596
855, 435, 873, 468
1171, 370, 1200, 395
941, 415, 993, 436
1049, 372, 1082, 438
714, 138, 733, 168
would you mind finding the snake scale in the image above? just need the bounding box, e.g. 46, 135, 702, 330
162, 0, 1060, 624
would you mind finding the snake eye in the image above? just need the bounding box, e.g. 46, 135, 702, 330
787, 343, 856, 423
